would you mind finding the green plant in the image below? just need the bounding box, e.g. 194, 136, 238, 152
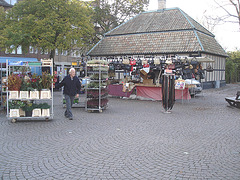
21, 101, 37, 112
88, 82, 107, 88
9, 100, 25, 109
37, 103, 50, 109
30, 74, 42, 90
7, 74, 22, 91
41, 72, 54, 89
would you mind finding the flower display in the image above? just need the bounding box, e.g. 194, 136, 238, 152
7, 74, 22, 91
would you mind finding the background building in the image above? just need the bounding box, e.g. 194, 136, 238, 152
88, 7, 227, 88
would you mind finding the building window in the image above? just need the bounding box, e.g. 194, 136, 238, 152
44, 49, 48, 55
64, 50, 67, 56
34, 48, 38, 54
17, 45, 22, 54
29, 46, 34, 53
5, 0, 17, 5
10, 45, 16, 54
55, 49, 58, 56
40, 48, 44, 54
5, 49, 9, 54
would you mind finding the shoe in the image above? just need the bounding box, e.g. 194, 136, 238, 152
69, 117, 73, 120
65, 115, 69, 118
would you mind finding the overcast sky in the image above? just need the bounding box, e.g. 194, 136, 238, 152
148, 0, 240, 51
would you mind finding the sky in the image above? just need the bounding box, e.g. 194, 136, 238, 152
147, 0, 240, 51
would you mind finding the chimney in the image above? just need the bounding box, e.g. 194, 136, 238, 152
158, 0, 166, 10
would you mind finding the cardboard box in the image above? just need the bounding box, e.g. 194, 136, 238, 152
143, 79, 153, 85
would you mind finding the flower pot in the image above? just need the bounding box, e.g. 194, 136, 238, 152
40, 90, 51, 99
19, 91, 29, 99
42, 109, 50, 117
9, 91, 19, 99
32, 109, 41, 117
19, 108, 25, 117
25, 111, 32, 117
30, 91, 39, 99
10, 109, 20, 117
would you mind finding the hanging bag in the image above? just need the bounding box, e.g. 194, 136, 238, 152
122, 58, 130, 65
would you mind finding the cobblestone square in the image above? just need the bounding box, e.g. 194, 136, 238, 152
0, 84, 239, 179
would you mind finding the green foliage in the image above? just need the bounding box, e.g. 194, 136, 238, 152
9, 100, 25, 109
21, 101, 37, 112
37, 103, 51, 109
0, 0, 94, 58
226, 50, 240, 83
41, 72, 54, 89
7, 74, 22, 91
92, 0, 149, 42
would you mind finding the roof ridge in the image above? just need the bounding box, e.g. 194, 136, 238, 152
178, 8, 195, 29
178, 8, 215, 37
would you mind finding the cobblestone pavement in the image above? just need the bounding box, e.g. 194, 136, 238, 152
0, 84, 240, 180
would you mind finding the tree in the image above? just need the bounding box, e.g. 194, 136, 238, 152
0, 0, 95, 60
204, 0, 240, 31
91, 0, 149, 42
225, 50, 240, 83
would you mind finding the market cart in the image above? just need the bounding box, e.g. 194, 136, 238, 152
6, 59, 54, 123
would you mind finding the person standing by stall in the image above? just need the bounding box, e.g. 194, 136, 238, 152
56, 68, 81, 120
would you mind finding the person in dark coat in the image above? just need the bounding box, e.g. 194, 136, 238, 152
56, 68, 81, 120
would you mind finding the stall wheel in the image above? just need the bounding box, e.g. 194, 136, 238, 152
11, 119, 17, 123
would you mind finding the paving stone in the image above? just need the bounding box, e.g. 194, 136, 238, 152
0, 84, 240, 179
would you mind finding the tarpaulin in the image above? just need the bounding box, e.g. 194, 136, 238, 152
136, 86, 191, 100
108, 84, 134, 98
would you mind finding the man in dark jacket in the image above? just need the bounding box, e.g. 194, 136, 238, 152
56, 68, 81, 120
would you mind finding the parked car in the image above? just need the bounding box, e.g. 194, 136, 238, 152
185, 79, 202, 96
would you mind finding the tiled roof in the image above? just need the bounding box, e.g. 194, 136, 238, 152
89, 31, 203, 56
0, 0, 13, 7
88, 8, 227, 57
196, 31, 227, 56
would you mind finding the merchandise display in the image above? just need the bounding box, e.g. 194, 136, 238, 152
6, 59, 54, 123
85, 60, 109, 112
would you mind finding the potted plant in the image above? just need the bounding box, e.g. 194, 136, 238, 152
38, 103, 51, 117
41, 72, 53, 90
40, 72, 53, 99
21, 101, 36, 117
30, 74, 42, 91
9, 100, 25, 117
9, 100, 25, 109
7, 74, 22, 91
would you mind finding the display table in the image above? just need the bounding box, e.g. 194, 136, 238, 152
108, 84, 134, 98
136, 85, 191, 100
